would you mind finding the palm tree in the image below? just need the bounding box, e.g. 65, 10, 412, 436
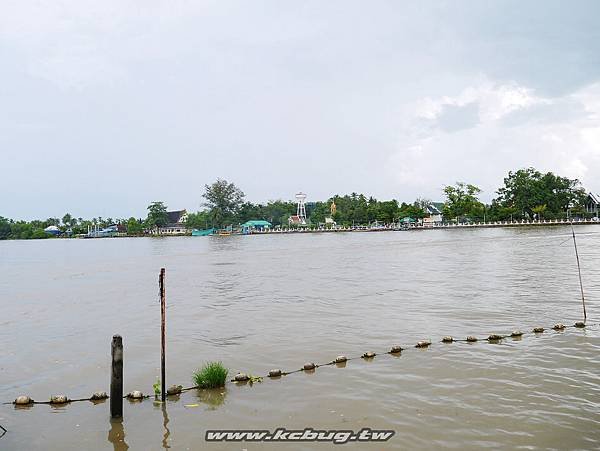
532, 204, 547, 221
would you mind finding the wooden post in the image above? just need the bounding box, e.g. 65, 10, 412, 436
571, 224, 587, 321
159, 268, 166, 402
110, 335, 123, 418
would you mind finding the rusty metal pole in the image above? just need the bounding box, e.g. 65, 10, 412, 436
110, 335, 123, 418
571, 224, 587, 322
159, 268, 166, 402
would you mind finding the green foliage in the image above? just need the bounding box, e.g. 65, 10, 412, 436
327, 193, 409, 226
146, 201, 169, 229
247, 374, 263, 384
236, 200, 297, 226
495, 168, 586, 220
0, 217, 52, 240
62, 213, 73, 227
203, 179, 245, 228
186, 210, 213, 229
443, 182, 483, 221
0, 217, 10, 240
531, 204, 547, 220
398, 202, 426, 220
126, 217, 144, 235
192, 362, 229, 389
153, 379, 161, 396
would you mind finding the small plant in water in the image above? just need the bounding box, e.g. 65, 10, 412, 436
248, 374, 263, 384
153, 378, 161, 397
193, 362, 228, 389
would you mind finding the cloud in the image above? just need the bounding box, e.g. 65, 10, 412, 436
390, 80, 600, 200
0, 1, 599, 218
415, 80, 541, 127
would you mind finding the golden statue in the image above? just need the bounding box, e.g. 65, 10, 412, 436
330, 200, 337, 216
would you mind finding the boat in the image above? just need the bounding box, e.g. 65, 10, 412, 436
191, 228, 216, 236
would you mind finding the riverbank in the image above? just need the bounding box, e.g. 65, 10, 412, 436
2, 218, 598, 240
247, 218, 600, 235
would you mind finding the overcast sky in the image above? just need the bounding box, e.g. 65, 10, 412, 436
1, 0, 599, 220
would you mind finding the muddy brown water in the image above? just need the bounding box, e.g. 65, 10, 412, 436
1, 226, 599, 450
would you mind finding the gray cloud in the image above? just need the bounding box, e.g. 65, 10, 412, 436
433, 102, 480, 133
500, 98, 589, 127
0, 1, 599, 219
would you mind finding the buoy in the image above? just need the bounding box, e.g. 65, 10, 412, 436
415, 341, 431, 348
362, 352, 376, 358
234, 373, 250, 382
127, 390, 144, 400
90, 392, 108, 400
14, 396, 33, 405
303, 363, 316, 371
488, 334, 503, 341
552, 323, 566, 331
532, 327, 544, 333
49, 395, 69, 404
390, 345, 403, 353
510, 330, 523, 337
442, 336, 453, 343
574, 321, 586, 328
268, 369, 282, 378
167, 385, 183, 396
466, 336, 478, 342
334, 355, 347, 363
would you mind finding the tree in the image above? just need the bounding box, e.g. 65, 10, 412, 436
202, 179, 245, 227
146, 201, 169, 229
532, 204, 547, 220
414, 197, 432, 211
398, 202, 426, 220
126, 217, 144, 235
377, 200, 399, 223
0, 217, 11, 239
186, 211, 213, 229
62, 213, 72, 228
443, 182, 483, 221
495, 168, 586, 219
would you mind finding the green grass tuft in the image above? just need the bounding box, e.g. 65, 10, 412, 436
193, 362, 228, 389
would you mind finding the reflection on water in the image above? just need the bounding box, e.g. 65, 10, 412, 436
108, 418, 128, 451
161, 403, 170, 449
196, 388, 227, 410
151, 400, 172, 448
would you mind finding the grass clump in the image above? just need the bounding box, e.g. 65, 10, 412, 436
193, 362, 228, 389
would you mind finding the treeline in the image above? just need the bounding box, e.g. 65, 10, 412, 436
186, 169, 591, 228
0, 214, 145, 240
0, 167, 594, 239
442, 168, 589, 222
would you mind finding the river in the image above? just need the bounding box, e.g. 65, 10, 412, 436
1, 226, 599, 450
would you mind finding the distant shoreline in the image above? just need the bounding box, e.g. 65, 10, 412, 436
246, 219, 599, 235
3, 218, 596, 241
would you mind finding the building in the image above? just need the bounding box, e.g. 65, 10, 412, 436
241, 220, 272, 234
423, 202, 444, 225
44, 225, 61, 236
153, 209, 188, 235
288, 215, 307, 226
585, 193, 600, 217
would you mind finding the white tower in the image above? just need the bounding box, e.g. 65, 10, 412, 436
295, 192, 307, 224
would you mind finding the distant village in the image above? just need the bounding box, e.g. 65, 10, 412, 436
40, 191, 600, 239
2, 169, 599, 240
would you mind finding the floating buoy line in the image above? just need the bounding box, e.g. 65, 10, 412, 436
5, 321, 597, 408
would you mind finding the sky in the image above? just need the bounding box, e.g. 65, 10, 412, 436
1, 0, 600, 220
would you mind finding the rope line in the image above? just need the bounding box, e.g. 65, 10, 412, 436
6, 321, 598, 407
